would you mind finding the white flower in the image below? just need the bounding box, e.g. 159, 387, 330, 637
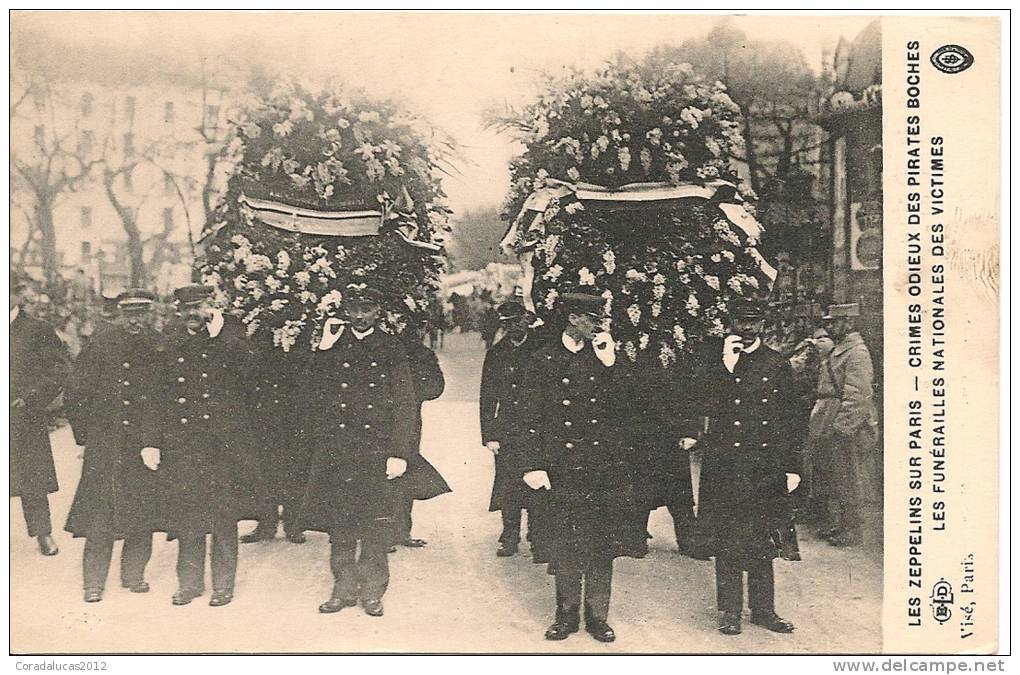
722, 250, 735, 262
270, 299, 288, 312
299, 291, 318, 304
704, 275, 721, 291
651, 302, 662, 317
317, 290, 344, 312
543, 264, 563, 281
544, 288, 559, 310
653, 284, 666, 300
727, 277, 743, 293
564, 201, 585, 215
624, 341, 638, 361
624, 268, 645, 281
230, 234, 252, 248
652, 273, 666, 285
602, 250, 617, 274
264, 276, 281, 292
403, 295, 417, 310
272, 120, 294, 136
617, 146, 631, 171
659, 344, 676, 368
639, 333, 650, 350
276, 250, 291, 271
673, 324, 686, 346
578, 267, 596, 286
711, 253, 722, 263
566, 166, 580, 181
686, 294, 700, 316
626, 303, 641, 326
293, 271, 311, 288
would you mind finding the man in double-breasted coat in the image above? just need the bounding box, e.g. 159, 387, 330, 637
479, 301, 542, 557
10, 275, 69, 556
687, 305, 801, 636
64, 289, 166, 602
808, 303, 880, 547
300, 286, 418, 617
240, 345, 309, 545
161, 285, 260, 608
519, 293, 646, 644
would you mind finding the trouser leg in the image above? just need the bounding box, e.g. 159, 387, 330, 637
394, 497, 414, 542
210, 517, 239, 592
281, 498, 302, 536
668, 502, 695, 548
176, 535, 207, 593
357, 537, 391, 601
20, 494, 52, 537
554, 570, 583, 610
82, 537, 115, 591
120, 532, 153, 586
329, 536, 358, 599
583, 559, 614, 622
747, 558, 776, 614
499, 508, 522, 544
715, 557, 744, 613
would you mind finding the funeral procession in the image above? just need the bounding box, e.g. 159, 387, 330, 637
9, 13, 885, 654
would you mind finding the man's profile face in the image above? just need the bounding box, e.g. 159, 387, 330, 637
120, 309, 152, 334
731, 316, 764, 344
825, 317, 853, 341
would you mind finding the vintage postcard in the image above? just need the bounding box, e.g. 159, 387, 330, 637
7, 11, 1003, 656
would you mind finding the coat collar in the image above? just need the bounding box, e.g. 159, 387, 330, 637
832, 331, 865, 357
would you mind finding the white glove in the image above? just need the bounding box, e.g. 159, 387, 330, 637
141, 447, 161, 471
485, 441, 500, 455
317, 318, 345, 351
386, 457, 408, 480
592, 331, 617, 367
678, 437, 698, 451
523, 470, 551, 490
786, 472, 801, 493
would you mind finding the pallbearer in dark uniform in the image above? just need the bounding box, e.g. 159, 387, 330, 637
64, 289, 165, 602
162, 285, 260, 607
10, 274, 69, 556
688, 304, 801, 636
479, 301, 539, 557
300, 286, 418, 617
519, 292, 646, 643
391, 321, 450, 549
240, 348, 309, 545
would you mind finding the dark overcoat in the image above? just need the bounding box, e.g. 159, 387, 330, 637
159, 317, 261, 539
691, 340, 800, 563
396, 341, 451, 501
252, 346, 311, 505
10, 309, 68, 498
479, 333, 540, 512
619, 362, 698, 512
299, 328, 419, 539
519, 340, 647, 571
64, 326, 167, 539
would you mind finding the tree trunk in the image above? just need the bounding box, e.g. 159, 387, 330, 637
34, 197, 59, 283
103, 170, 147, 287
741, 113, 761, 195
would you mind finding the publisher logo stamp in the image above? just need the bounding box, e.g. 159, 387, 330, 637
930, 578, 954, 624
931, 44, 975, 74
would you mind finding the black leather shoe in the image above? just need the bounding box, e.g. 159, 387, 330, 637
240, 527, 274, 544
496, 542, 518, 557
544, 620, 579, 641
209, 590, 234, 607
286, 532, 307, 544
172, 589, 202, 606
718, 611, 742, 635
750, 611, 795, 633
83, 588, 103, 603
37, 535, 58, 556
401, 538, 427, 548
318, 597, 357, 614
362, 599, 384, 617
122, 580, 150, 593
585, 620, 616, 643
387, 545, 398, 554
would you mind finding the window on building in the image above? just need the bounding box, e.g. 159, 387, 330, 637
80, 92, 94, 117
164, 101, 175, 124
124, 96, 136, 126
79, 130, 94, 155
81, 241, 92, 261
34, 125, 45, 147
123, 132, 135, 157
162, 207, 175, 232
80, 207, 92, 229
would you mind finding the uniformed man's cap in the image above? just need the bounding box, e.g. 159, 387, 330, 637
101, 292, 121, 317
560, 292, 603, 314
729, 301, 765, 321
822, 302, 861, 320
174, 284, 213, 306
117, 288, 156, 312
496, 301, 526, 321
345, 284, 385, 306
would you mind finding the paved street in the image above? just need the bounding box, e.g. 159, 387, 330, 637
11, 331, 882, 654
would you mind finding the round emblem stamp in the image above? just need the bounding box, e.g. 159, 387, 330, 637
931, 44, 975, 74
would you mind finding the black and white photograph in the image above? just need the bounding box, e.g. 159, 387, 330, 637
7, 10, 1003, 657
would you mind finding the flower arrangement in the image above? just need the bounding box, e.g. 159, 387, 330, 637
200, 82, 450, 351
494, 63, 773, 367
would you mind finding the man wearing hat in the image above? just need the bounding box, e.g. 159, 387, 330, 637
686, 302, 800, 636
518, 292, 645, 643
807, 303, 880, 547
10, 274, 69, 556
161, 284, 260, 607
63, 289, 165, 602
300, 285, 418, 617
479, 300, 542, 557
